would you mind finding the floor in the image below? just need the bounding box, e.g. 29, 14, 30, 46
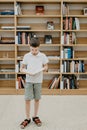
0, 95, 87, 130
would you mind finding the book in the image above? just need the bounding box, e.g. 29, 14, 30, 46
1, 26, 15, 30
0, 10, 14, 15
48, 76, 60, 89
22, 68, 44, 75
15, 2, 22, 15
16, 26, 31, 30
62, 3, 69, 16
17, 76, 25, 89
75, 18, 80, 30
36, 5, 44, 15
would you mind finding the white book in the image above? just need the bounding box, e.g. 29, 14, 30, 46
15, 64, 19, 72
64, 48, 68, 59
22, 68, 44, 75
15, 35, 18, 44
1, 26, 15, 29
16, 81, 19, 89
61, 35, 64, 44
61, 64, 64, 73
67, 34, 69, 45
70, 61, 74, 73
75, 18, 80, 30
15, 3, 18, 15
60, 80, 63, 89
61, 50, 63, 59
67, 78, 69, 89
64, 61, 66, 72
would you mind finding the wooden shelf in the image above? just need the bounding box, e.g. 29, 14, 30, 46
62, 44, 87, 47
0, 15, 14, 18
0, 30, 15, 32
17, 15, 61, 18
62, 58, 87, 60
0, 58, 15, 61
16, 0, 61, 3
63, 30, 87, 32
0, 72, 15, 74
62, 72, 87, 75
60, 89, 87, 95
0, 88, 17, 95
63, 0, 87, 3
63, 15, 87, 18
16, 30, 61, 32
0, 0, 87, 95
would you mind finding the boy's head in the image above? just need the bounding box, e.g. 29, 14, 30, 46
30, 38, 40, 55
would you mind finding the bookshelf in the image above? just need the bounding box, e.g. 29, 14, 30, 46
61, 0, 87, 94
0, 0, 87, 95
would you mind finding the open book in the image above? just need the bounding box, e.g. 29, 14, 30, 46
22, 68, 44, 75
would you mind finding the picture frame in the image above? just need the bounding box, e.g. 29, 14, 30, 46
83, 8, 87, 15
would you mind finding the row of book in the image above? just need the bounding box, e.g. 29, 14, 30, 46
61, 60, 85, 73
61, 75, 79, 89
15, 61, 23, 73
63, 17, 80, 30
16, 75, 78, 90
62, 2, 86, 16
16, 75, 25, 89
16, 32, 53, 44
61, 47, 74, 59
16, 32, 35, 44
61, 32, 76, 45
62, 2, 69, 16
48, 75, 79, 89
0, 10, 14, 15
48, 76, 60, 89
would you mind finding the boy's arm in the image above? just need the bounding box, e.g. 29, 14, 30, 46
20, 64, 34, 75
43, 63, 48, 72
20, 64, 26, 72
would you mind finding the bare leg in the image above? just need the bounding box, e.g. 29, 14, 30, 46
25, 100, 31, 119
32, 99, 42, 126
33, 99, 40, 117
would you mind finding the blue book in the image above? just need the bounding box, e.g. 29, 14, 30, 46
18, 32, 21, 44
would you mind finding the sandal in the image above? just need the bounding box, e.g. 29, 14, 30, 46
20, 119, 31, 129
32, 117, 42, 127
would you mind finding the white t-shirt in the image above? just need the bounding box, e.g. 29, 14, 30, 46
22, 52, 49, 83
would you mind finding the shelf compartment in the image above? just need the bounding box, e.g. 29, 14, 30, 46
0, 79, 15, 89
60, 89, 87, 95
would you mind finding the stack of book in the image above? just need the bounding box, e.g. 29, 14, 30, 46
1, 26, 15, 30
0, 10, 14, 15
16, 26, 31, 30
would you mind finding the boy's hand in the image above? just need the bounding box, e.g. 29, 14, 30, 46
43, 64, 48, 72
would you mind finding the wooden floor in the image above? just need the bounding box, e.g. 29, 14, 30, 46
0, 95, 87, 130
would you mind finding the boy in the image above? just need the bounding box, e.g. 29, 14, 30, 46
20, 37, 49, 129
